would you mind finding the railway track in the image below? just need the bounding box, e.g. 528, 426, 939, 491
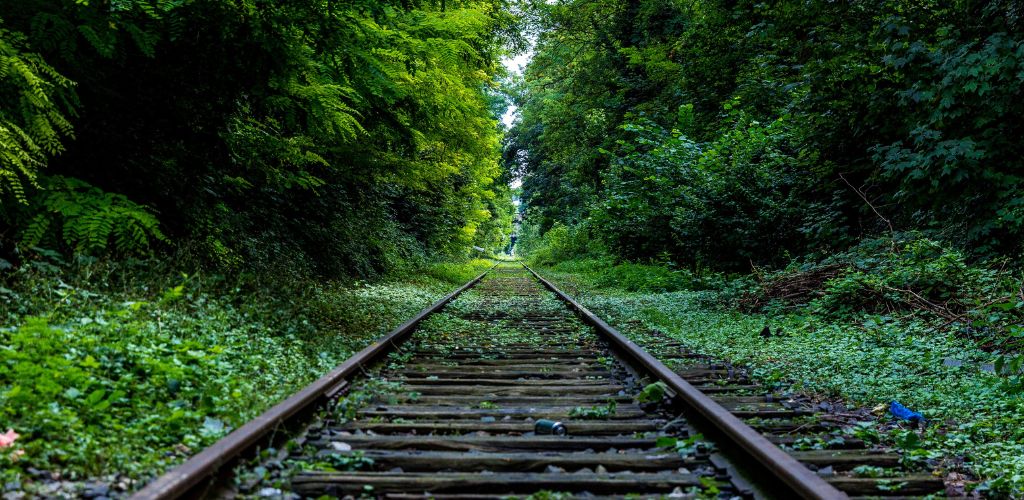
628, 331, 947, 497
135, 263, 946, 499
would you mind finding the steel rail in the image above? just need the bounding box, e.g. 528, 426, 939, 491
132, 268, 493, 500
523, 264, 848, 500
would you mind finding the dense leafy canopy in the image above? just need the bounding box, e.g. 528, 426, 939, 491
509, 0, 1024, 268
0, 0, 520, 276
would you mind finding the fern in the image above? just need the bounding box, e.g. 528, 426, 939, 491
76, 24, 116, 58
2, 2, 183, 205
19, 176, 168, 255
0, 26, 76, 204
123, 23, 159, 58
224, 116, 331, 192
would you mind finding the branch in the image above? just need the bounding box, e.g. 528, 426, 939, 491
838, 172, 894, 236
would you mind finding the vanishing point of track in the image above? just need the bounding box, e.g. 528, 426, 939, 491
134, 263, 943, 499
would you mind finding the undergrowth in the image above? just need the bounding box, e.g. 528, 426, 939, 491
0, 252, 492, 495
531, 235, 1024, 496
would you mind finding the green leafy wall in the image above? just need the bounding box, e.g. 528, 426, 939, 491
508, 0, 1024, 268
0, 0, 520, 274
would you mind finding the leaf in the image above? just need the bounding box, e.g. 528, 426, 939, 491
85, 389, 106, 406
200, 417, 225, 438
636, 382, 668, 403
81, 355, 101, 368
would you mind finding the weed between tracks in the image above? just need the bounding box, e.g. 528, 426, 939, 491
237, 266, 725, 499
568, 401, 618, 419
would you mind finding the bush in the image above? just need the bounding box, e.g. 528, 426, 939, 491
421, 258, 496, 284
526, 223, 606, 267
533, 257, 695, 293
592, 262, 692, 292
743, 234, 1024, 344
592, 112, 818, 270
812, 236, 1010, 318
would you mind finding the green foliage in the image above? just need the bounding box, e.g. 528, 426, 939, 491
526, 255, 694, 294
594, 115, 814, 269
0, 0, 521, 276
420, 258, 496, 285
509, 0, 1024, 267
0, 25, 75, 203
655, 433, 707, 457
851, 465, 898, 478
808, 236, 1015, 320
524, 222, 604, 267
874, 27, 1024, 254
735, 235, 1024, 350
523, 492, 574, 500
536, 262, 1024, 495
18, 176, 166, 255
568, 400, 616, 419
635, 381, 667, 404
0, 254, 468, 493
316, 450, 374, 472
591, 263, 692, 293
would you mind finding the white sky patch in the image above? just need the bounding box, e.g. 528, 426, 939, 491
500, 34, 536, 192
503, 51, 533, 74
501, 104, 519, 127
500, 48, 533, 128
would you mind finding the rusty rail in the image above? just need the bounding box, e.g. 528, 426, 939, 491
523, 264, 848, 500
132, 268, 492, 500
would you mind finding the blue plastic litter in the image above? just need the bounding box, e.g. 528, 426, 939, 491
890, 400, 925, 423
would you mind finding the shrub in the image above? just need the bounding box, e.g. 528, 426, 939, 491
526, 223, 605, 267
742, 234, 1024, 344
594, 112, 816, 270
593, 262, 692, 292
17, 176, 167, 256
811, 236, 1007, 319
421, 259, 495, 284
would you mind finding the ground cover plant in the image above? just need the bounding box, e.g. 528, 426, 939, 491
529, 242, 1024, 496
0, 254, 493, 496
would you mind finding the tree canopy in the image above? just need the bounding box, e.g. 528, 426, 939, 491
1, 0, 521, 277
508, 0, 1024, 269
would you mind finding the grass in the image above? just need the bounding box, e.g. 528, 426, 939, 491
420, 258, 496, 284
540, 257, 694, 293
534, 260, 1024, 497
0, 255, 493, 495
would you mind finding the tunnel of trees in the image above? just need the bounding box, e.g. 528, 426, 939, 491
3, 0, 1024, 496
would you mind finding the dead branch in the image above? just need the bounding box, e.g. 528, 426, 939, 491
839, 172, 895, 237
739, 264, 845, 310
